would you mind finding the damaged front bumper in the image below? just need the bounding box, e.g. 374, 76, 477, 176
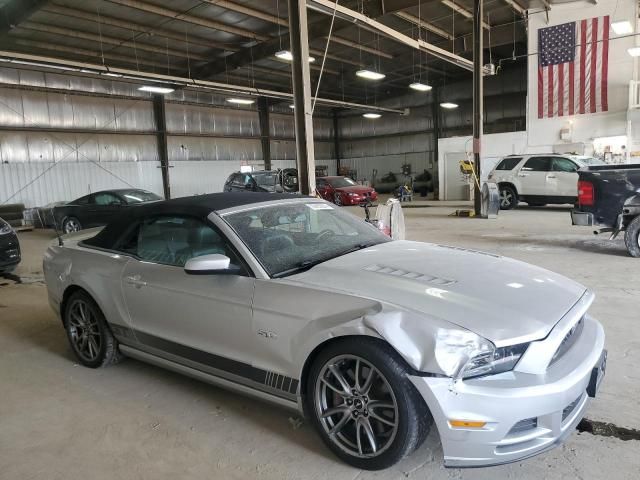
409, 314, 606, 468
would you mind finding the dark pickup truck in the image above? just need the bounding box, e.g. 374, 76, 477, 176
571, 164, 640, 257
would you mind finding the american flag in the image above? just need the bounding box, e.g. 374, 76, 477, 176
538, 16, 610, 118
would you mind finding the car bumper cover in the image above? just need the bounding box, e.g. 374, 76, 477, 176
409, 315, 605, 467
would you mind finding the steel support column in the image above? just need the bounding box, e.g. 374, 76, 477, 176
473, 0, 483, 215
258, 97, 272, 171
432, 88, 440, 193
332, 109, 341, 174
153, 94, 171, 200
288, 0, 316, 195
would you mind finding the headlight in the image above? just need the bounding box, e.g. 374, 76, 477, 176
0, 219, 12, 235
460, 343, 529, 379
434, 328, 529, 379
347, 192, 358, 196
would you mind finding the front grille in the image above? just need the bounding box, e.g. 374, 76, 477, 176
507, 417, 538, 436
550, 318, 584, 365
562, 395, 582, 422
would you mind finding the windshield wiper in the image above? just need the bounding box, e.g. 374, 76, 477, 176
271, 243, 379, 279
272, 258, 328, 278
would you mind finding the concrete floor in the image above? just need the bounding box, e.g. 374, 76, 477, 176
1, 203, 639, 480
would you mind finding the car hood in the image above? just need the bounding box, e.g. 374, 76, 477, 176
291, 240, 587, 346
336, 185, 375, 194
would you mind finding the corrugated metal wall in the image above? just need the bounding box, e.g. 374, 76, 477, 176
0, 66, 336, 207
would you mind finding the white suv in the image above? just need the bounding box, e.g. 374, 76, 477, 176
488, 154, 604, 209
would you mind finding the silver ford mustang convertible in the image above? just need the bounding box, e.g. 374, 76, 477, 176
43, 193, 606, 470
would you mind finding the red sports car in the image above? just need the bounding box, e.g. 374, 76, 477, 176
316, 176, 378, 206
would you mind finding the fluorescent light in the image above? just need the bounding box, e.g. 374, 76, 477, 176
138, 86, 174, 94
409, 82, 432, 92
289, 104, 295, 109
363, 112, 381, 119
275, 50, 315, 62
611, 20, 633, 35
440, 102, 458, 109
226, 98, 255, 105
628, 47, 640, 57
356, 69, 386, 80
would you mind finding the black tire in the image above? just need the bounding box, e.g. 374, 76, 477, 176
624, 216, 640, 258
499, 185, 518, 210
62, 216, 82, 233
334, 193, 343, 206
305, 338, 431, 470
63, 290, 123, 368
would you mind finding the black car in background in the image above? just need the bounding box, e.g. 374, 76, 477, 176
0, 217, 20, 274
54, 189, 162, 233
224, 169, 298, 193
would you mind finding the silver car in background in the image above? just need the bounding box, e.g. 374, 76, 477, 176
43, 193, 606, 470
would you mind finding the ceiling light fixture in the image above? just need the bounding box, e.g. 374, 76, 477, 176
275, 50, 315, 62
627, 47, 640, 57
356, 69, 386, 80
363, 112, 382, 119
138, 86, 174, 94
289, 104, 295, 109
611, 20, 633, 35
409, 82, 433, 92
227, 98, 255, 105
440, 102, 458, 109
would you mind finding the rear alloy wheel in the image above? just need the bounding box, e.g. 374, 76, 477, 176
306, 339, 430, 470
499, 186, 518, 210
624, 216, 640, 258
64, 291, 123, 368
62, 216, 82, 233
334, 193, 343, 206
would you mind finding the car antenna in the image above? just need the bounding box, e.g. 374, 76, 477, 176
50, 207, 64, 246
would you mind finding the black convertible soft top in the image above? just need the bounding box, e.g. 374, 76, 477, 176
82, 192, 304, 250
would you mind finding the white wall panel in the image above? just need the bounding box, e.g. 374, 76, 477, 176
0, 161, 163, 207
169, 161, 241, 197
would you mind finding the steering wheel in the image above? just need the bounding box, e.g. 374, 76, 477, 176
316, 229, 336, 243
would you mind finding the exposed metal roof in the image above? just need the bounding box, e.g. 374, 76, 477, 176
0, 0, 531, 105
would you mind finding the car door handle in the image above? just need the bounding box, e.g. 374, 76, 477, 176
125, 275, 147, 288
517, 173, 529, 177
547, 174, 557, 179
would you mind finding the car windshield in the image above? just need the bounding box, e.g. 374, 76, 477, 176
224, 201, 390, 277
253, 172, 278, 187
121, 190, 162, 204
329, 177, 357, 188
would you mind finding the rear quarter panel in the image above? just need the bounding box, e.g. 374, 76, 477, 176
578, 166, 640, 225
44, 241, 132, 329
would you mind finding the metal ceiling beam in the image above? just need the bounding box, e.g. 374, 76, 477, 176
103, 0, 268, 41
325, 36, 394, 59
394, 11, 454, 41
0, 0, 47, 35
19, 21, 211, 61
440, 0, 490, 30
43, 3, 236, 52
0, 49, 406, 114
307, 0, 489, 74
194, 0, 423, 79
502, 0, 527, 16
4, 39, 181, 71
201, 0, 287, 26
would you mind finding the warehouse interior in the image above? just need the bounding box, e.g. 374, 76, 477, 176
1, 0, 640, 479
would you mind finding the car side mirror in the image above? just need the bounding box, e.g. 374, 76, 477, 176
184, 254, 230, 274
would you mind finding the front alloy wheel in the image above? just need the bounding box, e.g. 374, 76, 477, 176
499, 186, 517, 210
315, 355, 399, 459
62, 217, 82, 233
334, 193, 343, 206
307, 339, 431, 470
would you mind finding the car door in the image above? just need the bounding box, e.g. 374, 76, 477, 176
550, 157, 580, 199
88, 192, 125, 226
518, 157, 552, 196
118, 215, 256, 366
